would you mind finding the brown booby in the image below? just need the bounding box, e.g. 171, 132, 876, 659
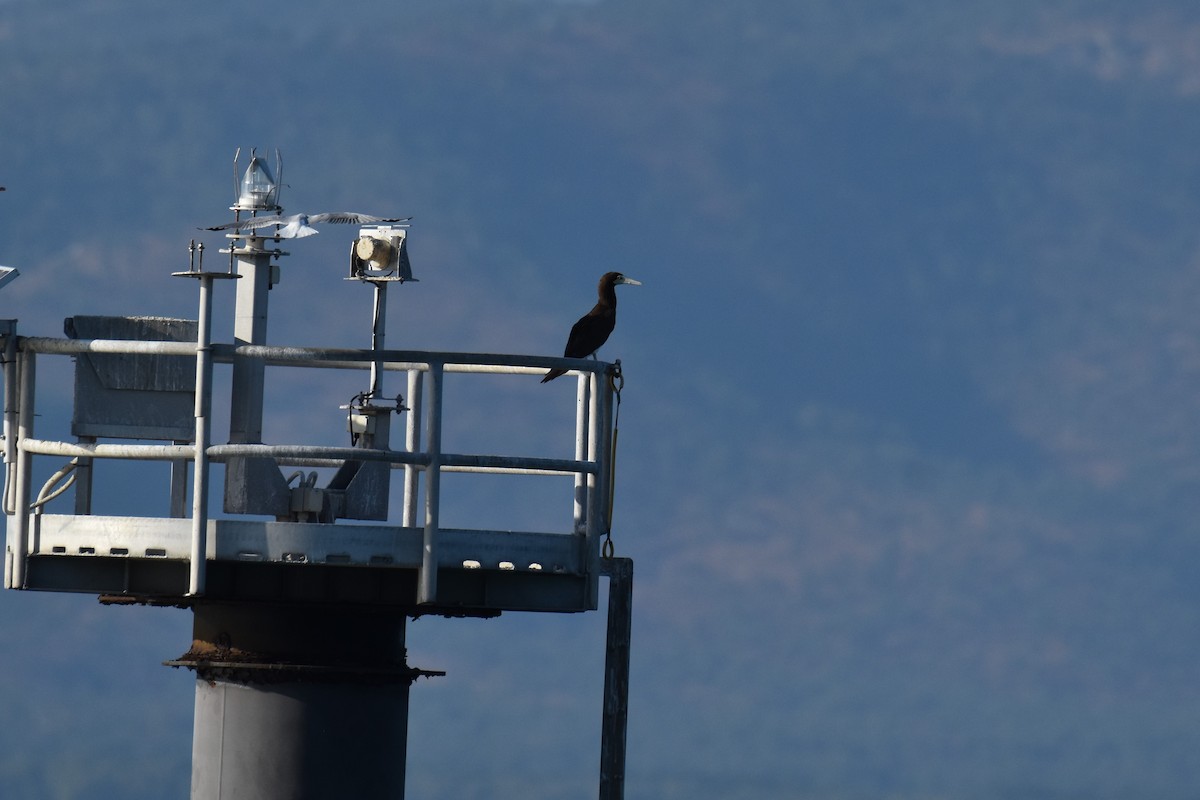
541, 271, 641, 383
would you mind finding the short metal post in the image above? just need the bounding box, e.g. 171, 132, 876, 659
599, 557, 634, 800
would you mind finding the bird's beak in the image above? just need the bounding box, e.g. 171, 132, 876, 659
619, 276, 642, 286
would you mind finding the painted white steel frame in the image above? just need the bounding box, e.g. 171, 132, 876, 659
2, 333, 615, 606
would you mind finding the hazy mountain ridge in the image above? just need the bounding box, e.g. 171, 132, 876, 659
3, 1, 1200, 798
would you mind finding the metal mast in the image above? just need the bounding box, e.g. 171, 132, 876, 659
181, 151, 423, 799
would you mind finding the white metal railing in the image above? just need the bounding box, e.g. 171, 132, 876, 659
2, 333, 616, 602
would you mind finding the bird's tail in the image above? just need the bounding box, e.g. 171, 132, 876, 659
540, 368, 568, 383
282, 222, 320, 238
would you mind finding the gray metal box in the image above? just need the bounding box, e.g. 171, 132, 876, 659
67, 316, 197, 441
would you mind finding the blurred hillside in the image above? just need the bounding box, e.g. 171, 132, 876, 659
3, 1, 1200, 798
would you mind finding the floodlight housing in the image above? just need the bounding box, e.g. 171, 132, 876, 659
348, 225, 415, 282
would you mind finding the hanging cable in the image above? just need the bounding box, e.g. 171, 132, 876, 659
285, 470, 319, 488
2, 460, 12, 516
603, 361, 624, 559
31, 458, 80, 513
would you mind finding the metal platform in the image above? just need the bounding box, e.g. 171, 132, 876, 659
3, 329, 620, 616
26, 514, 592, 613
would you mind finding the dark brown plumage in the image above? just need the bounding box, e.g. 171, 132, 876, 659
542, 271, 641, 382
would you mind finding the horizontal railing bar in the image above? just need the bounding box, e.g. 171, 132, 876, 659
18, 439, 600, 475
258, 460, 589, 477
441, 453, 599, 474
21, 439, 195, 460
220, 459, 566, 475
209, 446, 599, 474
21, 337, 197, 357
441, 465, 579, 477
207, 443, 426, 465
17, 336, 609, 376
214, 344, 607, 374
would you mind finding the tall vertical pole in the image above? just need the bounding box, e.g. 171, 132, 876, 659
599, 557, 634, 800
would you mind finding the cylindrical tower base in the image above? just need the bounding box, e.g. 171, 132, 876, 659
173, 602, 435, 800
191, 678, 409, 799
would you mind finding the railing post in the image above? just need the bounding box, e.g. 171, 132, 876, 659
588, 369, 615, 604
418, 362, 442, 605
2, 329, 17, 516
599, 367, 616, 534
403, 368, 423, 528
188, 275, 217, 596
574, 371, 591, 533
584, 370, 603, 599
8, 349, 34, 589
